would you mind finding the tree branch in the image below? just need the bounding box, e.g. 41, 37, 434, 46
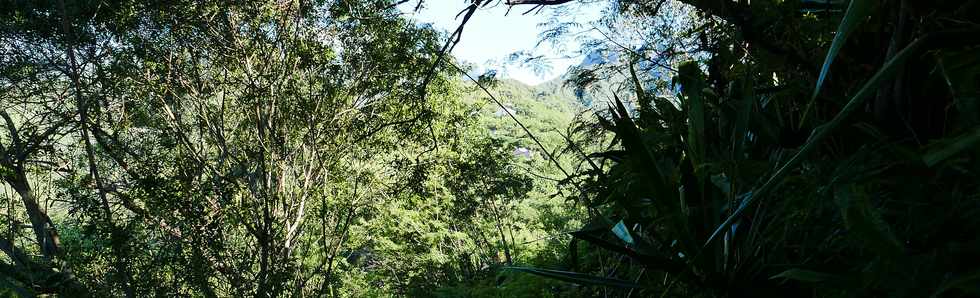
505, 0, 574, 5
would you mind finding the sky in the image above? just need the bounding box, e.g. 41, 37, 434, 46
398, 1, 600, 85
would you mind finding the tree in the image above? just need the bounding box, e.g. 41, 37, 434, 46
2, 0, 469, 295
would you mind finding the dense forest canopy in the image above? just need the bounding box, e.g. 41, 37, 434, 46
1, 0, 980, 297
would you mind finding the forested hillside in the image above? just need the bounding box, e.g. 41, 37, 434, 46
3, 0, 980, 297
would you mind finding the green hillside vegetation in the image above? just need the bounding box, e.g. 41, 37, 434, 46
433, 78, 590, 296
466, 78, 581, 157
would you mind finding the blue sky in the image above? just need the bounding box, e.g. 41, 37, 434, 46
399, 1, 600, 85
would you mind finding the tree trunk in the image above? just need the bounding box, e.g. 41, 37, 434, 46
489, 200, 512, 265
58, 1, 134, 295
4, 168, 59, 260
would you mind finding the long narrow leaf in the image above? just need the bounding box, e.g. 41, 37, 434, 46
733, 77, 754, 160
770, 268, 838, 283
570, 228, 685, 273
610, 95, 672, 198
922, 126, 980, 166
835, 184, 903, 258
505, 267, 644, 289
705, 28, 980, 247
677, 61, 707, 172
629, 61, 648, 106
769, 268, 858, 288
802, 0, 873, 124
932, 270, 980, 297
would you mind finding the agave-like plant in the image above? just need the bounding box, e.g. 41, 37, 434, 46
507, 0, 980, 295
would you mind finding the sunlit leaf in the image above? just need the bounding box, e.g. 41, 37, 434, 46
570, 223, 684, 272
611, 220, 635, 245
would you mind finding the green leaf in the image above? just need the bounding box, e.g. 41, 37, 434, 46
706, 28, 980, 247
770, 269, 838, 283
0, 164, 13, 180
922, 126, 980, 166
588, 150, 628, 164
505, 267, 643, 289
613, 94, 631, 122
596, 113, 616, 132
0, 277, 33, 298
803, 0, 873, 124
629, 60, 647, 105
654, 96, 683, 130
609, 94, 672, 199
732, 77, 754, 160
570, 224, 685, 272
834, 184, 903, 258
932, 270, 980, 297
676, 61, 706, 172
936, 49, 980, 125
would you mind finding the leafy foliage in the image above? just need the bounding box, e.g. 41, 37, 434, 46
508, 0, 980, 297
2, 0, 980, 297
